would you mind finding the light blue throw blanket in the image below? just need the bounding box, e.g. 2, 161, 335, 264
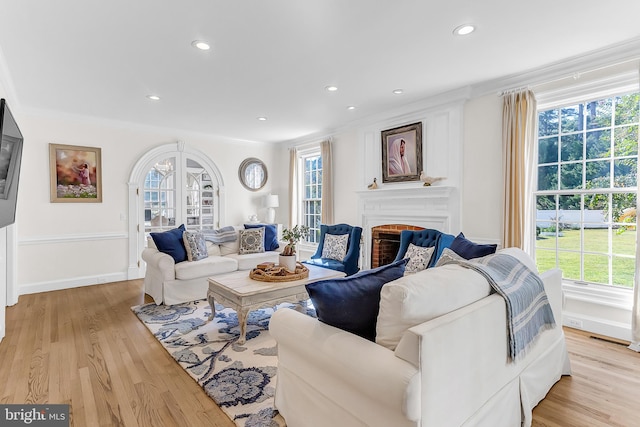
201, 226, 237, 244
439, 252, 556, 361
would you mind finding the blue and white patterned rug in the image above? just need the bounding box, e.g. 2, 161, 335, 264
131, 299, 312, 427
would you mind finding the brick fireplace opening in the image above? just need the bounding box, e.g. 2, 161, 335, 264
371, 224, 425, 268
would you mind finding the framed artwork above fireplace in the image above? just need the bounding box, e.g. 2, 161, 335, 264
381, 121, 422, 183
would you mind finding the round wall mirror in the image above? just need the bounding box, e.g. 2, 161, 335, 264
238, 157, 268, 191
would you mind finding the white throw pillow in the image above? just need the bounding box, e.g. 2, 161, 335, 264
498, 247, 538, 272
404, 243, 434, 274
321, 233, 349, 261
376, 264, 492, 350
206, 241, 221, 257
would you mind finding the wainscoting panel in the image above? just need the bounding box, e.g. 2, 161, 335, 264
18, 232, 129, 295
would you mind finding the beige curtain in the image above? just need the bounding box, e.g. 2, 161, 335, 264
501, 89, 537, 251
288, 147, 298, 229
320, 139, 334, 224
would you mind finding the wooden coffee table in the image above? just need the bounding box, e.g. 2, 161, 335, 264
207, 264, 345, 344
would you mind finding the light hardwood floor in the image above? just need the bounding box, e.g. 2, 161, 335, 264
0, 279, 638, 427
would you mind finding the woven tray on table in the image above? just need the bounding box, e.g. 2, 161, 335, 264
249, 262, 309, 282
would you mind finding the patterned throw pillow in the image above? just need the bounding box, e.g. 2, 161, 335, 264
244, 223, 279, 251
404, 243, 435, 274
182, 231, 209, 262
238, 227, 265, 255
321, 233, 349, 261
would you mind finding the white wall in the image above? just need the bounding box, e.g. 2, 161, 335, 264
15, 112, 277, 294
279, 92, 472, 238
330, 128, 361, 225
461, 94, 503, 240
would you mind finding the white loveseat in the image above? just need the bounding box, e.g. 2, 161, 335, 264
270, 248, 571, 427
142, 226, 281, 305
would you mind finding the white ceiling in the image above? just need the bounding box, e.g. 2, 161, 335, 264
1, 0, 640, 144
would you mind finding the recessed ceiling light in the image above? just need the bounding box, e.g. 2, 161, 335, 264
191, 40, 211, 50
347, 106, 356, 110
392, 89, 404, 95
453, 24, 475, 36
146, 95, 160, 101
325, 85, 338, 92
257, 117, 267, 121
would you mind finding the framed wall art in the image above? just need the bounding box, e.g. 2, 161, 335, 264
381, 121, 422, 183
49, 143, 102, 203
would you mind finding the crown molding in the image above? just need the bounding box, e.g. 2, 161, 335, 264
472, 36, 640, 98
281, 86, 472, 147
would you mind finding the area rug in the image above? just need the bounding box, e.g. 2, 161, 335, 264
131, 299, 312, 427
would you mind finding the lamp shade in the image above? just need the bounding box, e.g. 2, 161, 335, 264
265, 194, 279, 208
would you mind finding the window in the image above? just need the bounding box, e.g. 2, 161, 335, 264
299, 149, 322, 243
535, 91, 639, 288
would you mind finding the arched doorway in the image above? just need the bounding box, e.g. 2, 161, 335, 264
127, 141, 225, 279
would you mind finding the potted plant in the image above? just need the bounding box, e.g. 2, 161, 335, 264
279, 225, 310, 271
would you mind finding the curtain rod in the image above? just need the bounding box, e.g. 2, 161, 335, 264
497, 86, 530, 97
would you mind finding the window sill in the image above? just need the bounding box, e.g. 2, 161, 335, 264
562, 281, 634, 311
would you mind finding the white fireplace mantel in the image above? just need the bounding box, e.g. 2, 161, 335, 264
356, 185, 460, 269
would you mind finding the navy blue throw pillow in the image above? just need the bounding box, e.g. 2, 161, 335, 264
151, 224, 187, 263
305, 258, 408, 341
449, 232, 497, 260
428, 232, 456, 268
245, 223, 279, 251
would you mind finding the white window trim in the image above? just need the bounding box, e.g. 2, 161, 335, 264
563, 281, 634, 311
535, 69, 639, 315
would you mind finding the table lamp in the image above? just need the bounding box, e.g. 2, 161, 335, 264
265, 194, 279, 224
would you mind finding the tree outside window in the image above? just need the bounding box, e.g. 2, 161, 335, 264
535, 92, 639, 288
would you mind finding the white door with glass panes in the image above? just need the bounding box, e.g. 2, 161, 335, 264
144, 156, 220, 236
128, 142, 224, 280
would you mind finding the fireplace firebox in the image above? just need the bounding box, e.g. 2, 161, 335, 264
370, 225, 425, 268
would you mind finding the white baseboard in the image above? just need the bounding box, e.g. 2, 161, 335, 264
128, 265, 141, 280
562, 310, 632, 342
19, 272, 128, 296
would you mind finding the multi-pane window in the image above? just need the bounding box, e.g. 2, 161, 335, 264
301, 152, 322, 243
535, 92, 639, 288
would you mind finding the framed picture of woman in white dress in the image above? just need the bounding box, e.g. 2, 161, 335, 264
381, 121, 422, 183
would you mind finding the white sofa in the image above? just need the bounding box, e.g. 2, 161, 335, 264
270, 248, 571, 427
142, 226, 281, 305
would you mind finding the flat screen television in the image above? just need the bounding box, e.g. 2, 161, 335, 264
0, 98, 24, 229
